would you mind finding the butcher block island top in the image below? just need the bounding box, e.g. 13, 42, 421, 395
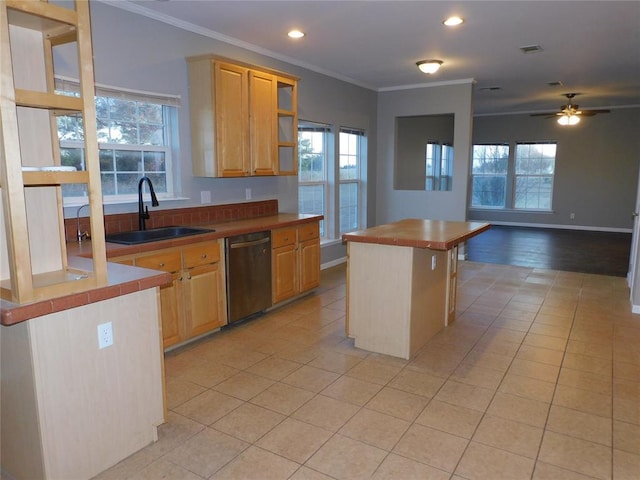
342, 218, 490, 250
343, 219, 491, 360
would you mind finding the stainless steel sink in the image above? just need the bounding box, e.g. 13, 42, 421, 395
105, 226, 214, 245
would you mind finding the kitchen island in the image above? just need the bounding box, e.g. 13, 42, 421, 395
342, 219, 490, 359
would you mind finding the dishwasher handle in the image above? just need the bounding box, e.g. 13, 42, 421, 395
229, 237, 270, 249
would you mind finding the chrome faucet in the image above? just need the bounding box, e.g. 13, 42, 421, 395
76, 203, 90, 244
138, 176, 159, 231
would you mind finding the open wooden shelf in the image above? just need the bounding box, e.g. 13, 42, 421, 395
1, 0, 107, 304
15, 88, 83, 111
23, 170, 89, 186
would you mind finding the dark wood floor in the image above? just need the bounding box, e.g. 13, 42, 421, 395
466, 225, 632, 277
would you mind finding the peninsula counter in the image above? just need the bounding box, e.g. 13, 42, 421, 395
342, 219, 490, 359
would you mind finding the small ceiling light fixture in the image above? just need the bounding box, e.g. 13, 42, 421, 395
416, 60, 443, 74
443, 16, 464, 26
557, 113, 580, 126
287, 29, 305, 39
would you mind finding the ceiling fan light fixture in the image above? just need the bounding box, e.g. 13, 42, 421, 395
417, 60, 443, 74
558, 114, 580, 126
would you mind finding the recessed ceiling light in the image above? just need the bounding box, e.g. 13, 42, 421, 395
416, 60, 443, 74
443, 16, 464, 26
287, 30, 305, 39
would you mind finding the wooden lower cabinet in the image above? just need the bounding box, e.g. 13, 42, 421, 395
272, 222, 320, 304
299, 236, 321, 292
112, 240, 226, 349
185, 262, 225, 337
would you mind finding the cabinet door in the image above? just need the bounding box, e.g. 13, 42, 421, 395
249, 70, 277, 175
185, 263, 225, 337
215, 62, 249, 177
272, 244, 297, 303
134, 250, 183, 347
159, 272, 183, 348
299, 238, 320, 293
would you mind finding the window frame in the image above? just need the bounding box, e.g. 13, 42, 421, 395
298, 121, 331, 238
298, 121, 367, 241
470, 141, 557, 212
54, 77, 180, 206
513, 142, 557, 211
338, 127, 365, 234
425, 141, 453, 191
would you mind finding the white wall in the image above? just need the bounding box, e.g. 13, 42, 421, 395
376, 82, 474, 224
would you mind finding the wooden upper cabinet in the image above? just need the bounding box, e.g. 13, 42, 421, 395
188, 55, 298, 178
215, 62, 249, 177
249, 70, 277, 176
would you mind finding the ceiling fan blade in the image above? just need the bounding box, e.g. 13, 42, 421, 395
530, 112, 560, 117
578, 109, 611, 116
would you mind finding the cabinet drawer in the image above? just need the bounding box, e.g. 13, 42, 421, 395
298, 223, 319, 242
135, 250, 182, 273
272, 228, 296, 248
183, 241, 220, 269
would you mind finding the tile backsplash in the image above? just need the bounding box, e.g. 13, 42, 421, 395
66, 199, 278, 243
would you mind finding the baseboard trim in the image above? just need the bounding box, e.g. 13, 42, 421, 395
474, 220, 632, 234
322, 257, 347, 270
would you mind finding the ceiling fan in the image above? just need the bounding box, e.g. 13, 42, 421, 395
531, 93, 610, 125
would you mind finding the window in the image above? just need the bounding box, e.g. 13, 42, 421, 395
471, 142, 556, 211
426, 142, 453, 191
339, 128, 365, 233
471, 144, 509, 208
298, 122, 330, 236
55, 79, 179, 204
298, 122, 367, 240
514, 143, 556, 210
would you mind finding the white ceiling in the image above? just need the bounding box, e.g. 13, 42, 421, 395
111, 0, 640, 115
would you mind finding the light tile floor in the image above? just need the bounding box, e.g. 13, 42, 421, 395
95, 262, 640, 480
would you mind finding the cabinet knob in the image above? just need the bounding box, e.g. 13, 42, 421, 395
201, 254, 207, 259
159, 262, 165, 267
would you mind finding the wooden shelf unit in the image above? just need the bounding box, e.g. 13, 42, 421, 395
0, 0, 107, 304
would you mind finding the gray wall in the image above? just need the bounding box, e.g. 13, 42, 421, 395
395, 114, 455, 190
469, 109, 640, 230
56, 1, 377, 265
377, 83, 474, 224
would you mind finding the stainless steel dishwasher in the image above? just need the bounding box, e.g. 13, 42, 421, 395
225, 231, 272, 324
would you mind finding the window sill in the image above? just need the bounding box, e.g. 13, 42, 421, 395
469, 208, 555, 214
320, 238, 345, 247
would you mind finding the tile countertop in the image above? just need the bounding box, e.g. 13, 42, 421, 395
342, 219, 491, 250
1, 213, 322, 326
71, 213, 323, 259
0, 258, 172, 326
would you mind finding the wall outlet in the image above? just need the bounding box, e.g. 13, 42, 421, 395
200, 190, 211, 204
97, 322, 113, 349
431, 255, 437, 270
245, 188, 252, 200
570, 212, 575, 220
